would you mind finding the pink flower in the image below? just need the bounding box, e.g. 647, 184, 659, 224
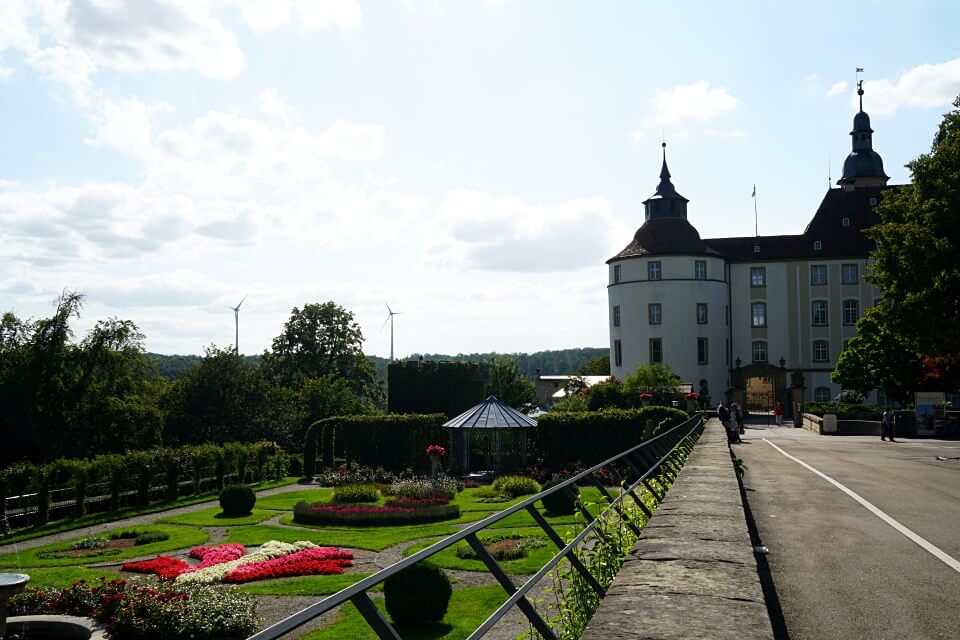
180, 544, 246, 574
425, 444, 446, 457
221, 547, 354, 584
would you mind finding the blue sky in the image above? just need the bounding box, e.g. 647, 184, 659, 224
1, 0, 958, 358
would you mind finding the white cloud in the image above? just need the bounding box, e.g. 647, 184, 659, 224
257, 89, 298, 125
805, 73, 819, 82
649, 81, 738, 125
27, 46, 97, 103
704, 128, 749, 139
430, 189, 623, 272
826, 80, 848, 97
857, 58, 960, 116
231, 0, 362, 31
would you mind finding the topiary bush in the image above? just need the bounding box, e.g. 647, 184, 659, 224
539, 478, 579, 515
219, 484, 256, 516
332, 483, 379, 503
384, 561, 452, 625
492, 475, 541, 498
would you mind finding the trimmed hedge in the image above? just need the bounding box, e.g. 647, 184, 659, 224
384, 561, 452, 625
535, 407, 689, 468
303, 413, 447, 476
219, 484, 257, 516
803, 403, 884, 420
539, 478, 578, 515
292, 501, 460, 526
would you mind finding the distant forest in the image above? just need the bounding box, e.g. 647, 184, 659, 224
146, 347, 609, 382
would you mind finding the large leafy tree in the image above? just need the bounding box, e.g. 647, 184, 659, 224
261, 302, 383, 406
164, 346, 299, 448
866, 95, 960, 357
487, 356, 538, 413
832, 310, 921, 406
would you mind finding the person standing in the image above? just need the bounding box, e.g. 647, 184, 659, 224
731, 403, 743, 443
881, 409, 897, 442
774, 401, 784, 426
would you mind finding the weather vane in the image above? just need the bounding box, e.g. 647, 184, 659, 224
856, 67, 864, 111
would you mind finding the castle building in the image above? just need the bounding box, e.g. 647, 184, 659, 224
607, 86, 892, 414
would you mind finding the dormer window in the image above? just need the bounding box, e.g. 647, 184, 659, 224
814, 240, 823, 250
842, 217, 850, 227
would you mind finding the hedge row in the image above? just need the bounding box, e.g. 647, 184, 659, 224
803, 403, 885, 420
0, 441, 286, 529
534, 407, 690, 469
303, 414, 447, 476
292, 501, 460, 526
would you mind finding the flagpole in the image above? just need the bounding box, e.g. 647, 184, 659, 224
753, 184, 758, 237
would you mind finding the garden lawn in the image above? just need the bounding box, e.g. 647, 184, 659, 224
7, 566, 125, 589
255, 489, 334, 511
0, 525, 209, 568
226, 524, 459, 552
301, 584, 507, 640
158, 507, 277, 526
0, 477, 299, 545
236, 572, 374, 596
402, 527, 558, 575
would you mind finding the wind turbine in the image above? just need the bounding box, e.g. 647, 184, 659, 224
381, 301, 402, 361
228, 295, 247, 354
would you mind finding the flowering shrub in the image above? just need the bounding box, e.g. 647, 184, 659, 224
293, 500, 460, 526
491, 475, 541, 498
222, 547, 353, 584
175, 540, 315, 585
425, 444, 446, 457
315, 463, 411, 487
390, 475, 462, 501
331, 483, 380, 503
384, 496, 450, 507
9, 579, 258, 640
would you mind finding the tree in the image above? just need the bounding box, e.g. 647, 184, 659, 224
866, 95, 960, 357
487, 357, 537, 413
577, 355, 611, 376
261, 302, 383, 406
832, 310, 921, 406
164, 346, 299, 448
622, 363, 681, 397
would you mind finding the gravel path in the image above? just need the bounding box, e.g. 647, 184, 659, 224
0, 481, 313, 553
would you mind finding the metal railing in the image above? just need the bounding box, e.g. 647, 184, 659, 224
248, 414, 705, 640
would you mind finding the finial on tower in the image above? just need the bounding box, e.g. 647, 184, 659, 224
855, 67, 864, 112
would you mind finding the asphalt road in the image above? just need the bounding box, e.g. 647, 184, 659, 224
734, 421, 960, 640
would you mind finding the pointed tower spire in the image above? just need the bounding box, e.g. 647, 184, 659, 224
643, 142, 689, 220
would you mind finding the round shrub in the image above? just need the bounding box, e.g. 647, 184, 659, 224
332, 483, 379, 503
539, 478, 579, 515
219, 484, 256, 516
492, 475, 541, 498
384, 561, 452, 625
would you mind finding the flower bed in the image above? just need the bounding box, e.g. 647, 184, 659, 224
293, 501, 460, 526
10, 579, 258, 640
121, 541, 353, 585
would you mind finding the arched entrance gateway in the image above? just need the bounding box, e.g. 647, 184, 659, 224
729, 362, 789, 418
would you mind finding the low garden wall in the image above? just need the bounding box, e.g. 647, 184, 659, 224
583, 420, 774, 639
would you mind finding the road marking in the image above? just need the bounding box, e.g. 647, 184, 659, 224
762, 438, 960, 574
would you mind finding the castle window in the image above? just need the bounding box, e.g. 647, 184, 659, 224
813, 340, 830, 362
842, 264, 859, 284
814, 387, 831, 403
614, 339, 622, 367
843, 300, 859, 325
752, 341, 768, 363
811, 264, 827, 285
812, 300, 828, 326
613, 305, 621, 328
751, 302, 767, 327
649, 338, 662, 364
814, 240, 823, 250
869, 197, 878, 206
750, 267, 766, 287
697, 303, 708, 324
842, 217, 850, 227
697, 338, 709, 365
648, 303, 661, 325
648, 261, 661, 280
613, 264, 621, 284
694, 260, 706, 280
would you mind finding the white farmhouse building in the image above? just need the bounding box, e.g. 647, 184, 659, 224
607, 90, 891, 416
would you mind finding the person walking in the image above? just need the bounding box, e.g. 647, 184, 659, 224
774, 401, 784, 426
881, 409, 897, 442
734, 403, 744, 439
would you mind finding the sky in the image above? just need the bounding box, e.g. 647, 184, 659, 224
1, 0, 959, 359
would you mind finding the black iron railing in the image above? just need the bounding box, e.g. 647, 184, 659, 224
248, 414, 705, 640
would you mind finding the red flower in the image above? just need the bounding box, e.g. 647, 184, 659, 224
425, 444, 446, 457
639, 393, 654, 399
121, 557, 189, 581
221, 547, 354, 584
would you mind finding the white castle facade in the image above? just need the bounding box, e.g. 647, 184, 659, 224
607, 93, 891, 414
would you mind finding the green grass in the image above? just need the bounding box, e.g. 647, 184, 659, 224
403, 527, 559, 575
300, 584, 507, 640
0, 477, 299, 545
158, 507, 277, 526
237, 572, 374, 596
227, 523, 461, 551
255, 488, 334, 511
9, 566, 126, 589
0, 524, 209, 568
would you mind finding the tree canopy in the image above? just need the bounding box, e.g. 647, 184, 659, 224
487, 356, 538, 413
866, 95, 960, 357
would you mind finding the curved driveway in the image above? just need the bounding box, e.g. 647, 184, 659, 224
736, 422, 960, 640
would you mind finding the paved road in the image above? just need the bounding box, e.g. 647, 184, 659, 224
735, 421, 960, 640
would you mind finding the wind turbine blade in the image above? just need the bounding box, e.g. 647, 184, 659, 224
380, 314, 391, 332
385, 300, 393, 315
236, 294, 248, 309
